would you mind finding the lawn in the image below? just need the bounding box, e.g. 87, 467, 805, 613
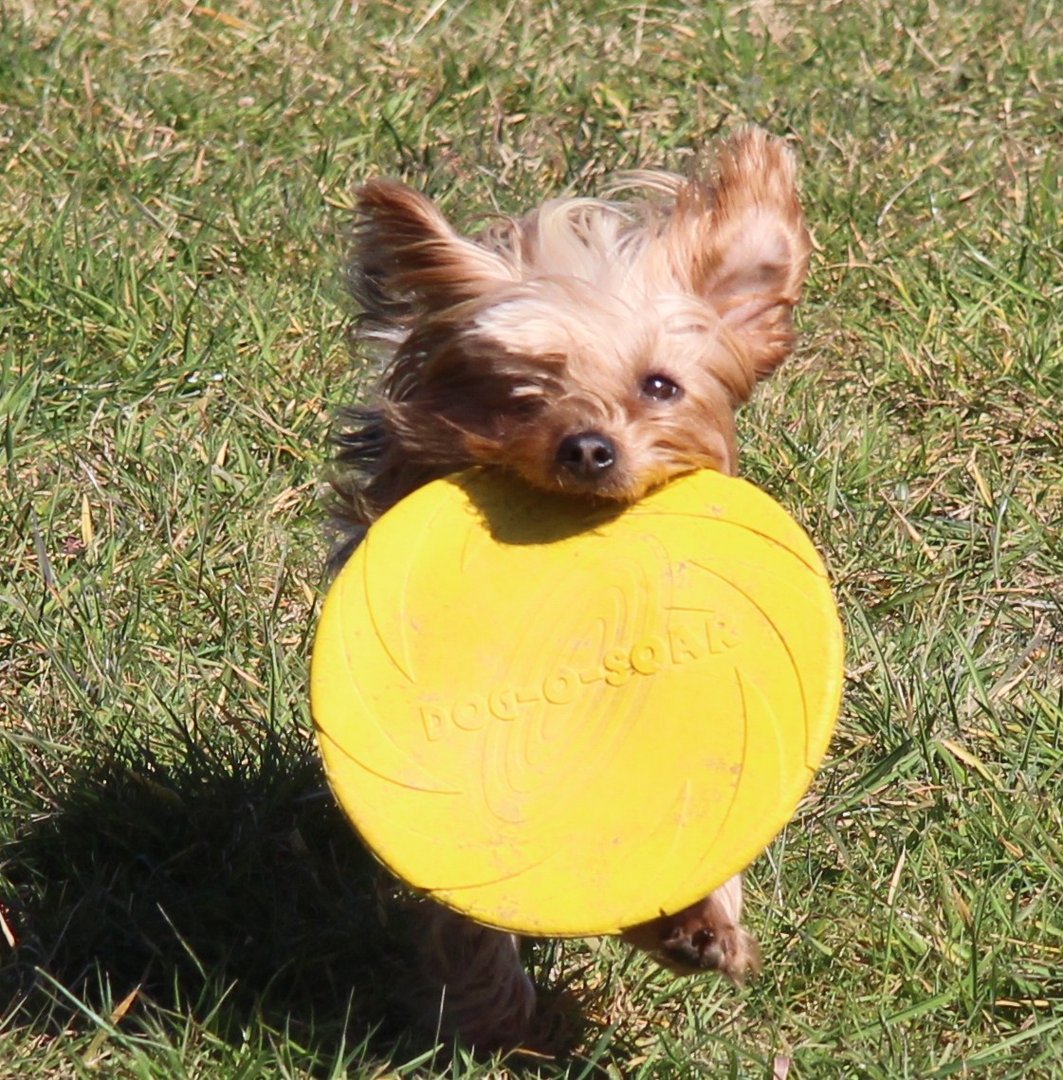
1, 1, 1060, 1076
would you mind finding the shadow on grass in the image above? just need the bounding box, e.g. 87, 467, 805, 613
0, 724, 463, 1071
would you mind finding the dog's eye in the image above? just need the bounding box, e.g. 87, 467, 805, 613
640, 373, 683, 402
509, 392, 543, 419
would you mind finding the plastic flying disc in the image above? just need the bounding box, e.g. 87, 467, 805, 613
311, 469, 843, 937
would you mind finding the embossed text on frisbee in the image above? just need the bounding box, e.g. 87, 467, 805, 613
420, 612, 741, 741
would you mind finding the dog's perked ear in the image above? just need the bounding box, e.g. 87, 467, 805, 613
671, 130, 811, 386
352, 181, 514, 321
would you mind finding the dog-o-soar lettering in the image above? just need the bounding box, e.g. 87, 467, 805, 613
419, 612, 740, 741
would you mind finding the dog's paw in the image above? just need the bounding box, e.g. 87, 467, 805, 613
656, 914, 760, 982
620, 890, 760, 983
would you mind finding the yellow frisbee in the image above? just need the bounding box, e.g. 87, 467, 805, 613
311, 469, 843, 937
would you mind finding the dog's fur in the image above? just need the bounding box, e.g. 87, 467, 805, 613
328, 128, 810, 1048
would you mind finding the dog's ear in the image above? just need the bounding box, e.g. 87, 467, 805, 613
353, 181, 512, 317
674, 130, 811, 383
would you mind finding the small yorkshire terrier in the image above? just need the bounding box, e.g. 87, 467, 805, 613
329, 128, 811, 1048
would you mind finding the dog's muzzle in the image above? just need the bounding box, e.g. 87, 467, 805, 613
555, 431, 616, 480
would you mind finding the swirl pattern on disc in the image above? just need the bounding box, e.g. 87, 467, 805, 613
311, 469, 843, 936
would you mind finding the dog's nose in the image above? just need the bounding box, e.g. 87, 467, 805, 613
555, 431, 617, 479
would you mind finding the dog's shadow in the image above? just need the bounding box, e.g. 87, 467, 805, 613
0, 726, 607, 1073
0, 728, 394, 1058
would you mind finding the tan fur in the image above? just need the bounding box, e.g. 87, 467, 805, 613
619, 872, 761, 979
329, 128, 810, 1046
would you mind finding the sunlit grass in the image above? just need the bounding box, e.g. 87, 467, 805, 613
1, 1, 1059, 1076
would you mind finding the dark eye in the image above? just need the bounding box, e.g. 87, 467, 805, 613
640, 373, 684, 402
510, 398, 542, 419
509, 388, 544, 419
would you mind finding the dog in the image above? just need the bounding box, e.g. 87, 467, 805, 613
327, 128, 811, 1048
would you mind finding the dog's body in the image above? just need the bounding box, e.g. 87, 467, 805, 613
329, 129, 810, 1048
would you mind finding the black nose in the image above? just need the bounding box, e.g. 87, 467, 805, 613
555, 431, 617, 479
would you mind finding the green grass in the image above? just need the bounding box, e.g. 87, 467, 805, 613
1, 0, 1060, 1075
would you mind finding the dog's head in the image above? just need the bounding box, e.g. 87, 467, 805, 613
352, 129, 810, 500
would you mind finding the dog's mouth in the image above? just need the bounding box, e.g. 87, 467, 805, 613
464, 423, 703, 503
546, 468, 663, 503
548, 433, 708, 503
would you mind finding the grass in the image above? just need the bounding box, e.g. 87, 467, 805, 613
0, 0, 1060, 1075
